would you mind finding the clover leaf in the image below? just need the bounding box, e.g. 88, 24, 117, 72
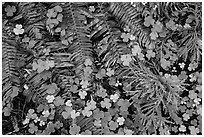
13, 24, 24, 35
100, 98, 111, 109
109, 120, 118, 130
189, 126, 199, 135
132, 44, 142, 56
146, 49, 155, 59
121, 54, 132, 66
144, 15, 155, 27
182, 113, 190, 121
80, 80, 89, 89
5, 5, 16, 17
82, 107, 92, 117
62, 106, 72, 119
178, 125, 186, 132
28, 123, 38, 134
106, 68, 114, 77
117, 117, 125, 125
89, 6, 95, 12
110, 93, 119, 102
53, 96, 64, 106
54, 5, 63, 12
46, 95, 55, 103
65, 100, 72, 107
79, 90, 87, 99
69, 124, 80, 135
70, 110, 80, 119
94, 120, 101, 127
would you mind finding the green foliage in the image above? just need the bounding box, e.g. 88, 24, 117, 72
2, 2, 202, 135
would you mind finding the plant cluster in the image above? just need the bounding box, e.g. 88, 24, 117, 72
2, 2, 202, 135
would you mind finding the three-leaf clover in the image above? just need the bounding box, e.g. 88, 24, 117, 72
53, 96, 64, 106
117, 117, 125, 125
79, 90, 87, 99
82, 107, 92, 117
121, 54, 132, 66
110, 93, 119, 102
106, 68, 114, 77
62, 106, 72, 119
5, 5, 16, 17
46, 95, 55, 103
13, 24, 24, 35
179, 125, 186, 132
101, 98, 111, 109
70, 110, 80, 119
108, 120, 119, 130
189, 126, 199, 135
146, 49, 155, 59
69, 124, 80, 135
132, 44, 142, 56
144, 15, 155, 27
65, 100, 72, 107
28, 123, 38, 134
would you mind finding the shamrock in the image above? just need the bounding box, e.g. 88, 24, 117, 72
81, 130, 92, 135
79, 90, 87, 99
110, 93, 119, 102
65, 100, 72, 107
117, 117, 125, 125
86, 98, 97, 110
108, 120, 119, 130
132, 44, 142, 56
84, 58, 92, 66
106, 68, 114, 77
150, 31, 158, 40
100, 98, 111, 109
189, 126, 199, 135
47, 8, 57, 18
144, 15, 155, 27
96, 69, 106, 79
93, 108, 104, 120
96, 87, 107, 98
42, 110, 50, 117
53, 96, 64, 106
70, 85, 78, 93
117, 99, 130, 111
121, 54, 132, 66
57, 14, 63, 22
94, 120, 101, 127
89, 6, 95, 12
13, 24, 24, 35
188, 90, 197, 100
124, 25, 130, 32
39, 120, 45, 126
54, 5, 63, 12
179, 62, 185, 69
5, 5, 16, 17
146, 49, 155, 59
34, 117, 40, 123
69, 124, 80, 135
160, 58, 171, 70
62, 106, 72, 119
82, 107, 92, 117
80, 80, 89, 89
182, 113, 190, 121
121, 33, 135, 42
32, 59, 55, 73
45, 83, 58, 94
188, 62, 198, 71
184, 23, 191, 28
124, 128, 134, 135
46, 95, 55, 103
166, 20, 177, 31
138, 52, 145, 60
28, 123, 38, 134
22, 117, 30, 125
70, 110, 80, 119
178, 125, 186, 132
27, 109, 37, 119
152, 21, 163, 33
